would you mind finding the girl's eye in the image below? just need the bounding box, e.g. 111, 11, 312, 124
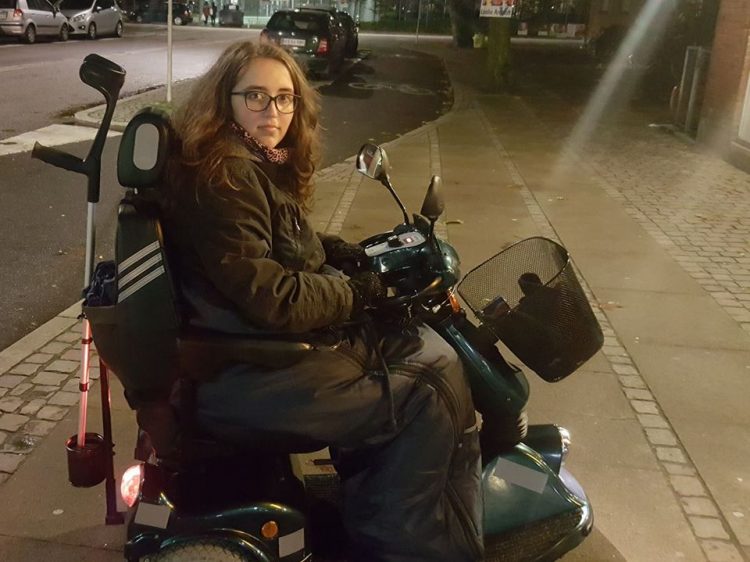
277, 95, 294, 105
247, 91, 265, 101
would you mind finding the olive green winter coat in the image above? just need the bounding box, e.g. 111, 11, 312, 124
164, 151, 354, 334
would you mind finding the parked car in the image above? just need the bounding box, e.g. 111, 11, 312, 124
128, 2, 192, 25
60, 0, 123, 39
0, 0, 70, 44
218, 4, 242, 27
260, 8, 346, 78
336, 10, 358, 58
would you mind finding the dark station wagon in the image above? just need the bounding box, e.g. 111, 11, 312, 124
261, 8, 346, 78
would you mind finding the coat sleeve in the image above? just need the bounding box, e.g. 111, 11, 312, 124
188, 162, 355, 333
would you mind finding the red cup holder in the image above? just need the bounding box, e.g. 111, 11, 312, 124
65, 433, 107, 488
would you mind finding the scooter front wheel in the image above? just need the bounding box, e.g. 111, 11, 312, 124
142, 539, 258, 562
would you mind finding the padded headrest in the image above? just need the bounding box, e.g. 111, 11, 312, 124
117, 108, 173, 189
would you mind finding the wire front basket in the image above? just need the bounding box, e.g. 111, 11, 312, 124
457, 237, 603, 382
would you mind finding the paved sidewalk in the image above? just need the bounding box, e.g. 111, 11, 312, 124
0, 39, 748, 561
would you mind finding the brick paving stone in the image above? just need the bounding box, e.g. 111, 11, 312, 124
619, 375, 647, 389
9, 383, 32, 397
701, 540, 745, 562
631, 400, 659, 415
0, 388, 6, 398
39, 342, 69, 355
0, 414, 30, 432
8, 363, 40, 376
30, 371, 68, 386
56, 331, 80, 343
0, 397, 24, 413
637, 413, 669, 428
690, 516, 730, 540
0, 375, 27, 388
46, 360, 78, 374
0, 473, 9, 484
48, 391, 79, 407
612, 363, 639, 375
645, 428, 678, 446
0, 431, 6, 445
26, 385, 59, 400
671, 474, 707, 496
62, 379, 80, 393
20, 399, 47, 416
0, 452, 24, 473
2, 434, 41, 453
682, 497, 720, 517
24, 353, 53, 364
61, 349, 81, 361
625, 388, 653, 401
657, 447, 688, 464
36, 405, 67, 421
24, 420, 57, 437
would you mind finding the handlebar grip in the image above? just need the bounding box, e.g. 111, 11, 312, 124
32, 142, 85, 174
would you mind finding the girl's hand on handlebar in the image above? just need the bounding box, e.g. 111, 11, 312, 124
321, 235, 367, 275
348, 272, 387, 318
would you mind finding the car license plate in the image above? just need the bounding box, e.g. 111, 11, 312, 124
280, 38, 306, 47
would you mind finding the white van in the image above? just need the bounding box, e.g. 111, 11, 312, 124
60, 0, 123, 39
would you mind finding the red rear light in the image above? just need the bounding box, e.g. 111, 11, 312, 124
13, 8, 23, 17
120, 463, 143, 508
317, 38, 328, 55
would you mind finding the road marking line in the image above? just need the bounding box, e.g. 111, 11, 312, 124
0, 124, 120, 157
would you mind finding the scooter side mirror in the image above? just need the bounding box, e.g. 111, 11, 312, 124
355, 142, 410, 225
420, 175, 444, 222
356, 143, 391, 184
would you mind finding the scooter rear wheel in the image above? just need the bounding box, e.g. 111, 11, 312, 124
142, 539, 254, 561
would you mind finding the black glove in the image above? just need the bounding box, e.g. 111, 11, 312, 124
320, 234, 366, 275
348, 271, 387, 317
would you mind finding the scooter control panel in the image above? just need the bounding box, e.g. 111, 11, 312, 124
365, 231, 426, 257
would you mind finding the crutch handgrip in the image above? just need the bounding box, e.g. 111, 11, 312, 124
32, 143, 85, 175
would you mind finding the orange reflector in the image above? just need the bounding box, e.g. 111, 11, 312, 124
261, 520, 279, 540
448, 291, 461, 313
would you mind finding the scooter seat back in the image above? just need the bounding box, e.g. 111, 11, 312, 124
85, 108, 180, 412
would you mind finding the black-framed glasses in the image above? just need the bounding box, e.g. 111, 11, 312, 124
230, 90, 300, 114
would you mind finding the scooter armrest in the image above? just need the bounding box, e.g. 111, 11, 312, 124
177, 333, 315, 380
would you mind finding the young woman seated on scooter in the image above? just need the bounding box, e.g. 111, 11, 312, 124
163, 40, 483, 562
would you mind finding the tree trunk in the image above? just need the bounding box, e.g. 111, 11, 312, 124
447, 0, 476, 48
487, 17, 512, 91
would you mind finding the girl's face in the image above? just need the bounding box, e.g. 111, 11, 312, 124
231, 57, 295, 149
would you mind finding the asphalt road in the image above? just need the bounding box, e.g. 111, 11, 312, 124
0, 28, 451, 350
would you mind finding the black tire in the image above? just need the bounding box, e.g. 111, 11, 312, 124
114, 20, 123, 37
346, 39, 358, 58
142, 540, 254, 561
59, 24, 69, 42
87, 22, 97, 40
21, 24, 36, 44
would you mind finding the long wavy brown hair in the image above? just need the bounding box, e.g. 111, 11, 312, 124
168, 41, 321, 207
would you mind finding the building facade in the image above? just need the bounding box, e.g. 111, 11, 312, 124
697, 0, 750, 171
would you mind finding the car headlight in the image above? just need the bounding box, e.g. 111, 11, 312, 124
71, 14, 86, 22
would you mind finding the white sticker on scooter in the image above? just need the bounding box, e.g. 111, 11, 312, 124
279, 527, 305, 557
134, 502, 171, 529
493, 458, 549, 494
